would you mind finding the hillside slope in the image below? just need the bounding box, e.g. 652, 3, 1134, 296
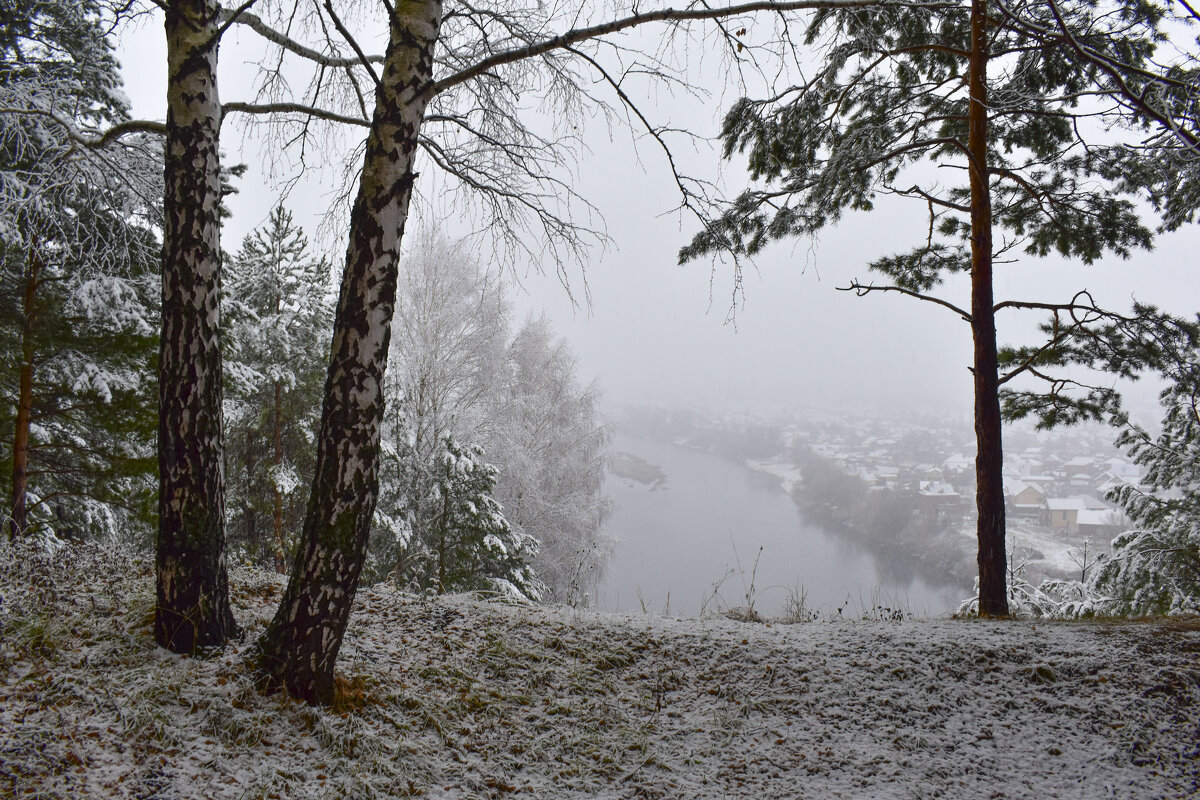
1, 543, 1197, 799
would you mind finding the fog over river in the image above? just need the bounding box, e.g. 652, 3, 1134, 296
599, 434, 966, 618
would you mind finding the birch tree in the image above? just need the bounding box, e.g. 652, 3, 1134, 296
3, 0, 840, 665
246, 0, 893, 702
680, 0, 1162, 616
150, 0, 243, 651
488, 316, 612, 606
7, 0, 245, 654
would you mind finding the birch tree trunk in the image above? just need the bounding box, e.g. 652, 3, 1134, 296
256, 0, 444, 704
156, 0, 238, 652
8, 245, 40, 540
967, 0, 1008, 617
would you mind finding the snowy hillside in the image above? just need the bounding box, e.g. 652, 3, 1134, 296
1, 543, 1198, 799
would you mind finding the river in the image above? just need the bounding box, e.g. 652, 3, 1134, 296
598, 433, 967, 618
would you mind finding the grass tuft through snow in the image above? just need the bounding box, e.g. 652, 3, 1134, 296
1, 541, 1198, 798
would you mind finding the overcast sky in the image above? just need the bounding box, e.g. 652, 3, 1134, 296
115, 8, 1200, 421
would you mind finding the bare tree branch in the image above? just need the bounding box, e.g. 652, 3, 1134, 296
218, 6, 385, 68
223, 100, 369, 127
321, 0, 381, 89
431, 0, 936, 96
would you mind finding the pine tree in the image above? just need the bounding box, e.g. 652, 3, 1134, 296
681, 0, 1161, 616
0, 0, 160, 542
224, 206, 333, 571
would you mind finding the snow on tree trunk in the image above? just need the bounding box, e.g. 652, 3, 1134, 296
155, 0, 238, 652
967, 0, 1007, 618
8, 244, 40, 540
256, 0, 444, 705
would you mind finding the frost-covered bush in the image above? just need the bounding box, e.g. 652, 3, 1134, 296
957, 554, 1112, 619
957, 573, 1063, 618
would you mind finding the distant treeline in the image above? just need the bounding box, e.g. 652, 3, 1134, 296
789, 446, 975, 590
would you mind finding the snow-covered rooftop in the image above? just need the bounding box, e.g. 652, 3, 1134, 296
1046, 498, 1088, 511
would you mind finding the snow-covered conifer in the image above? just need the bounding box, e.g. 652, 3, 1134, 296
372, 234, 609, 602
223, 206, 333, 570
1089, 345, 1200, 614
420, 434, 542, 600
0, 0, 160, 542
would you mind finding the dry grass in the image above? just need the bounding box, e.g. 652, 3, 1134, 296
2, 541, 1199, 799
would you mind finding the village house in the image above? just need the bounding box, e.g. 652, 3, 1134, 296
918, 481, 961, 511
1043, 496, 1112, 530
1044, 498, 1088, 529
1007, 480, 1047, 518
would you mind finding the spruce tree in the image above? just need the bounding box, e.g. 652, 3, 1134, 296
681, 0, 1161, 615
417, 434, 542, 599
224, 206, 333, 571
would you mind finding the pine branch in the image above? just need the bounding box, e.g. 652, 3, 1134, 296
0, 107, 166, 147
838, 280, 972, 321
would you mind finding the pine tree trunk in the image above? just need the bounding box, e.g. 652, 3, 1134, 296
437, 488, 451, 593
156, 0, 238, 652
8, 245, 40, 540
967, 0, 1008, 617
256, 0, 444, 705
243, 430, 257, 558
273, 379, 285, 572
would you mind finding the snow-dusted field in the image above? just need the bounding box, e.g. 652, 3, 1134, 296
2, 544, 1198, 799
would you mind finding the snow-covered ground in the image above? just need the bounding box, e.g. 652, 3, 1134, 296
2, 543, 1198, 799
1006, 521, 1090, 577
955, 520, 1096, 583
